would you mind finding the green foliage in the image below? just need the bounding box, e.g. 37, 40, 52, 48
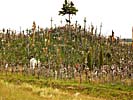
0, 23, 133, 68
59, 0, 78, 28
59, 0, 78, 16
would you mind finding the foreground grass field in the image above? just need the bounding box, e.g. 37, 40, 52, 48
0, 73, 132, 100
0, 79, 105, 100
0, 80, 107, 100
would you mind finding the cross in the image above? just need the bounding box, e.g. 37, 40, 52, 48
84, 17, 86, 23
50, 17, 53, 29
20, 26, 21, 34
84, 17, 87, 34
32, 21, 36, 46
75, 20, 78, 26
60, 20, 62, 26
91, 23, 94, 34
100, 22, 102, 35
38, 25, 40, 31
75, 20, 78, 32
26, 28, 29, 34
95, 26, 97, 35
37, 25, 40, 41
88, 26, 90, 32
32, 21, 36, 31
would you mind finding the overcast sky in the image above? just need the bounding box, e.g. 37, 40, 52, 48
0, 0, 133, 38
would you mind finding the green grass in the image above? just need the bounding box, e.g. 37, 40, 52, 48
0, 80, 45, 100
0, 78, 105, 100
0, 73, 132, 100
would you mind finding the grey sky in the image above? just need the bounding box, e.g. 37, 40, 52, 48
0, 0, 132, 38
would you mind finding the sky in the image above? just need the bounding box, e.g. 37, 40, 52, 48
0, 0, 133, 38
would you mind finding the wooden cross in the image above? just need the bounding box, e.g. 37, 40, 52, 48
32, 21, 36, 31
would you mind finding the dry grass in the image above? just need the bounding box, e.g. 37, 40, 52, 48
0, 80, 105, 100
0, 73, 132, 100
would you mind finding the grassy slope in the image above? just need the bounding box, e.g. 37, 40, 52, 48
0, 80, 45, 100
0, 80, 104, 100
0, 73, 132, 100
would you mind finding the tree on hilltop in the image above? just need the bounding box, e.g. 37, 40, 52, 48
59, 0, 78, 27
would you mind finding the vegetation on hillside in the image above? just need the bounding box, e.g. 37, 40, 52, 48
0, 0, 132, 68
0, 1, 132, 100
